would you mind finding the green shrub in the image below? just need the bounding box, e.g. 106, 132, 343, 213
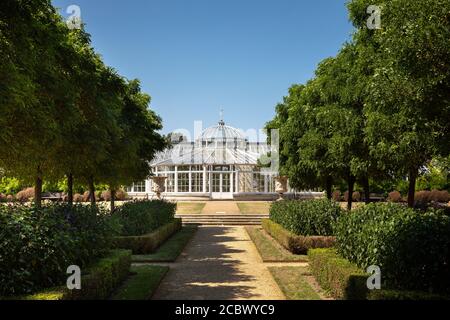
387, 191, 402, 202
308, 249, 369, 300
112, 200, 176, 236
11, 250, 132, 300
0, 204, 118, 296
269, 199, 342, 236
114, 219, 182, 254
262, 219, 335, 254
15, 187, 34, 202
0, 177, 22, 195
335, 203, 450, 294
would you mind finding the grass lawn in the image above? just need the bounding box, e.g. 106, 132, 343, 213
268, 266, 322, 300
246, 227, 308, 262
236, 202, 271, 214
176, 202, 206, 214
111, 265, 169, 300
132, 226, 197, 262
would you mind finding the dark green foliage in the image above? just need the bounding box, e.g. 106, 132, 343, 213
262, 219, 335, 255
66, 249, 131, 300
335, 203, 450, 294
114, 219, 182, 254
11, 250, 132, 300
308, 248, 369, 300
269, 199, 342, 236
367, 289, 449, 301
0, 203, 118, 296
112, 200, 177, 237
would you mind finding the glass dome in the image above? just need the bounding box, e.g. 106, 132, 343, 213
198, 121, 247, 142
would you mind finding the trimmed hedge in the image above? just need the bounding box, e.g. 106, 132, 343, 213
112, 200, 177, 236
0, 204, 118, 296
114, 219, 182, 254
262, 219, 335, 254
335, 203, 450, 295
269, 199, 342, 236
4, 250, 132, 300
367, 289, 449, 301
308, 248, 369, 300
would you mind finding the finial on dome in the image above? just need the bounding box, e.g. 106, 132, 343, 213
219, 108, 225, 126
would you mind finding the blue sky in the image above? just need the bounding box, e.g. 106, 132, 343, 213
53, 0, 353, 136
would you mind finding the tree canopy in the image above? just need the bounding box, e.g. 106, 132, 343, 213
0, 0, 167, 207
266, 0, 450, 208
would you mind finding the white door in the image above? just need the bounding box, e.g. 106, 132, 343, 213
211, 170, 233, 200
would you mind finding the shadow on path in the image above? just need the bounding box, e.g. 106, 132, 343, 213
152, 226, 284, 300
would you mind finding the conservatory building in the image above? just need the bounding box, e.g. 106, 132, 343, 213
126, 120, 284, 200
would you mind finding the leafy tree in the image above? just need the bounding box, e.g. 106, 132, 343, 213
99, 79, 167, 211
0, 0, 78, 207
348, 0, 450, 206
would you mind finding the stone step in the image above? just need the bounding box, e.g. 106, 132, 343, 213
176, 214, 268, 226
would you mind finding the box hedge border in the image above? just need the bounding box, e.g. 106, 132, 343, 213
262, 219, 335, 254
3, 249, 132, 300
114, 219, 182, 254
308, 248, 369, 300
308, 248, 450, 300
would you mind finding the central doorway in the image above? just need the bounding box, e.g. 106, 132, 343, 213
211, 166, 233, 200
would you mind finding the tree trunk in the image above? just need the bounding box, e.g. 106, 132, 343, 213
88, 176, 96, 206
110, 189, 116, 213
325, 176, 333, 200
362, 176, 370, 204
67, 173, 74, 206
347, 174, 356, 211
35, 167, 43, 209
407, 167, 418, 208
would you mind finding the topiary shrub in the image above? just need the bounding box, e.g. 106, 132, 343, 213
344, 191, 361, 202
73, 193, 83, 203
101, 189, 128, 202
269, 199, 342, 236
82, 191, 99, 202
335, 203, 450, 295
415, 190, 431, 204
115, 189, 128, 201
111, 200, 176, 237
0, 203, 119, 296
430, 190, 450, 203
101, 191, 112, 201
387, 191, 402, 203
332, 191, 341, 202
15, 187, 35, 202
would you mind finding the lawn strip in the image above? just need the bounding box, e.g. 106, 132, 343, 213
111, 265, 169, 300
246, 226, 308, 262
268, 266, 321, 300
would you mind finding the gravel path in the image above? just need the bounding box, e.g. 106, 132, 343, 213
152, 226, 285, 300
